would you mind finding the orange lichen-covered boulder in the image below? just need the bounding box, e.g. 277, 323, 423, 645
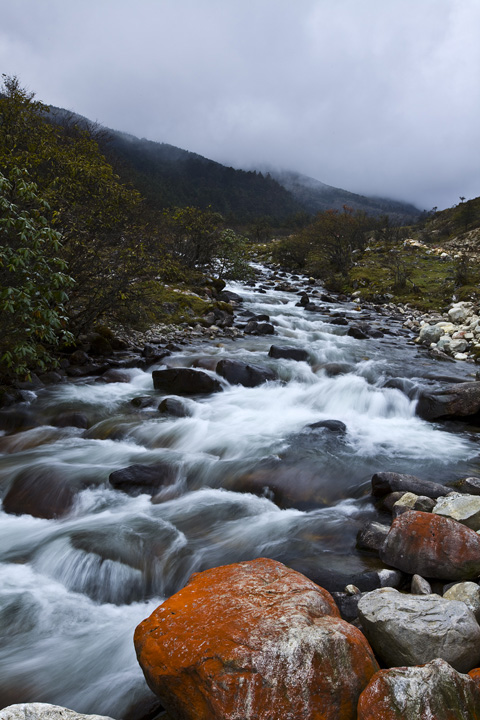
357, 658, 480, 719
380, 510, 480, 580
134, 558, 379, 720
469, 667, 480, 692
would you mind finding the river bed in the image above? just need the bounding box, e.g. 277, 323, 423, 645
1, 268, 480, 717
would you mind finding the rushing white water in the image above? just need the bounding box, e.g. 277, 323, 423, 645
1, 267, 479, 717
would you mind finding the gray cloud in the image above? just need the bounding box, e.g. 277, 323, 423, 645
1, 0, 479, 209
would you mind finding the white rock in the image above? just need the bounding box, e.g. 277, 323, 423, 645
443, 582, 480, 622
454, 353, 469, 360
433, 492, 480, 530
448, 303, 471, 323
0, 705, 115, 720
449, 339, 468, 353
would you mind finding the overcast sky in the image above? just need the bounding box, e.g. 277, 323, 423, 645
1, 0, 479, 210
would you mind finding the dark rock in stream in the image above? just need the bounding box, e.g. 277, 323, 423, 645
347, 325, 370, 340
53, 411, 89, 429
109, 463, 178, 496
308, 419, 347, 433
0, 407, 37, 433
268, 345, 309, 362
216, 359, 277, 387
356, 522, 390, 552
416, 381, 480, 421
158, 397, 191, 417
3, 466, 83, 519
152, 368, 222, 395
371, 471, 449, 499
218, 290, 243, 305
244, 320, 275, 335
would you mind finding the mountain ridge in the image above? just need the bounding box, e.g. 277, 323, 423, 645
48, 105, 420, 223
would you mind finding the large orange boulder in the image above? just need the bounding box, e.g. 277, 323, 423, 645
134, 558, 379, 720
380, 510, 480, 580
357, 658, 480, 719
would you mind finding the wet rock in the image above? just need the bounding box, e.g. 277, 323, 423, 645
414, 494, 436, 512
410, 574, 432, 595
0, 704, 115, 720
142, 345, 171, 363
218, 290, 243, 305
356, 522, 390, 552
3, 466, 79, 519
329, 317, 349, 326
53, 411, 89, 429
268, 345, 309, 361
357, 587, 480, 672
380, 510, 480, 580
191, 357, 219, 372
244, 320, 275, 335
392, 491, 418, 516
331, 591, 362, 623
314, 362, 353, 377
357, 659, 480, 720
216, 359, 277, 387
134, 558, 379, 720
97, 368, 133, 383
69, 349, 90, 365
433, 492, 480, 530
158, 397, 191, 417
443, 582, 480, 622
371, 471, 447, 499
347, 325, 369, 339
381, 377, 418, 398
131, 396, 156, 409
350, 569, 405, 593
416, 381, 480, 420
381, 491, 405, 511
452, 476, 480, 495
225, 460, 342, 510
0, 408, 36, 433
152, 368, 222, 395
307, 419, 347, 433
109, 463, 178, 496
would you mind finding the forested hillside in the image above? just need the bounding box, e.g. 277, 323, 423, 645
0, 78, 252, 380
49, 109, 304, 222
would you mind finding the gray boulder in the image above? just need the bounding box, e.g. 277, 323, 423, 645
419, 323, 445, 345
357, 587, 480, 672
416, 381, 480, 420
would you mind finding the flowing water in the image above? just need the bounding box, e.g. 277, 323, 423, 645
1, 267, 480, 717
